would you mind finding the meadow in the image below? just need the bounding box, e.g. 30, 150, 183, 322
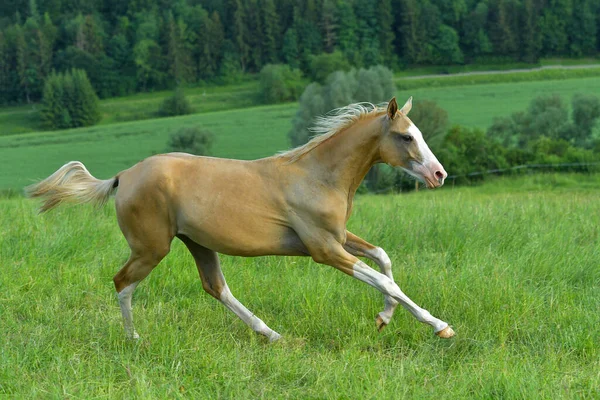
1, 174, 598, 398
2, 76, 600, 191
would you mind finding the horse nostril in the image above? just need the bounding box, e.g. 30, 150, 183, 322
435, 170, 444, 180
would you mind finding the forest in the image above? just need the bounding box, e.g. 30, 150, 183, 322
1, 0, 599, 105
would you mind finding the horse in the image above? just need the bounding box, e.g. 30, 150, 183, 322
25, 97, 455, 342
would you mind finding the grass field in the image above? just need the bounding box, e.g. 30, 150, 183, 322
1, 174, 598, 398
2, 76, 600, 191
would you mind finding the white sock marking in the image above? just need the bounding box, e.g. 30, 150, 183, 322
118, 282, 139, 339
352, 260, 448, 332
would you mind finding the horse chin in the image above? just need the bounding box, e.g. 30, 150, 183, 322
402, 167, 441, 189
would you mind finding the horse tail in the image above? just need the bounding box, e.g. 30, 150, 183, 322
25, 161, 119, 213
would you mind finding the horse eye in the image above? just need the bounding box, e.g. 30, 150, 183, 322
401, 135, 413, 143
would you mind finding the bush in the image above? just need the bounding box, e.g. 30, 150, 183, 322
288, 65, 395, 147
258, 64, 305, 104
158, 87, 193, 117
40, 69, 100, 130
309, 51, 350, 84
571, 94, 600, 147
166, 126, 213, 156
488, 93, 600, 149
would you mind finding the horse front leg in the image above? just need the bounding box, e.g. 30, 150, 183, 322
308, 238, 455, 338
344, 231, 399, 331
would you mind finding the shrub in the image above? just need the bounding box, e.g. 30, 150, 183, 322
288, 65, 395, 147
488, 93, 600, 149
309, 51, 350, 84
571, 94, 600, 147
40, 69, 100, 130
258, 64, 305, 104
158, 87, 192, 117
166, 126, 213, 156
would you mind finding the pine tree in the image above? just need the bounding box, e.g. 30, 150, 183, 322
233, 0, 250, 71
568, 0, 596, 56
377, 0, 395, 65
40, 71, 64, 129
261, 0, 279, 64
321, 0, 337, 53
336, 0, 359, 65
521, 0, 543, 62
282, 28, 299, 69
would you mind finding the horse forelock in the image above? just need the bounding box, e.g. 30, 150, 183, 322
278, 102, 388, 163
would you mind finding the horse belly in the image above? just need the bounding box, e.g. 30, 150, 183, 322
175, 186, 304, 257
178, 212, 304, 256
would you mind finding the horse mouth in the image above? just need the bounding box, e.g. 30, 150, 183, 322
424, 176, 443, 189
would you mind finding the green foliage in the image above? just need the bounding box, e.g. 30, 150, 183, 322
440, 125, 509, 181
1, 0, 600, 105
308, 51, 350, 84
571, 93, 600, 144
288, 65, 395, 147
40, 69, 100, 129
158, 87, 192, 117
488, 93, 600, 149
166, 126, 213, 156
258, 64, 305, 104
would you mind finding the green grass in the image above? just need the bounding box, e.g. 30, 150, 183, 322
398, 76, 600, 129
1, 174, 598, 398
395, 66, 600, 90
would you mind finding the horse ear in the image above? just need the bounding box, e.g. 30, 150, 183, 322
387, 97, 398, 120
400, 96, 413, 115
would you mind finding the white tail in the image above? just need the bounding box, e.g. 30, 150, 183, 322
25, 161, 118, 213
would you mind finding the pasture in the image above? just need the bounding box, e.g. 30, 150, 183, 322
2, 77, 600, 191
1, 174, 598, 398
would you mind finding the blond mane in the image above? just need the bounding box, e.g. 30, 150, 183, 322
278, 102, 387, 163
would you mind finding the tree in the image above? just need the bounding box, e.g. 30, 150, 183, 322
261, 0, 279, 64
258, 64, 304, 104
571, 94, 600, 147
309, 51, 349, 83
568, 0, 597, 56
289, 65, 395, 147
282, 28, 299, 69
158, 87, 192, 116
166, 126, 214, 156
40, 69, 100, 129
321, 0, 337, 53
232, 0, 250, 71
336, 0, 359, 65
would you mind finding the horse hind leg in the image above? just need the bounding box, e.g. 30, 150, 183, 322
113, 250, 169, 339
179, 235, 282, 342
113, 210, 173, 339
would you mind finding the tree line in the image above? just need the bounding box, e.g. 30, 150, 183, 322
1, 0, 599, 105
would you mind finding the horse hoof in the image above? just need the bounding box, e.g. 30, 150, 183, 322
435, 326, 455, 339
269, 331, 282, 343
375, 315, 387, 332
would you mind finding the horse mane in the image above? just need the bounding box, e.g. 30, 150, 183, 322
278, 102, 387, 163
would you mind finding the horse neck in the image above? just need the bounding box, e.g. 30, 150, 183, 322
304, 115, 382, 195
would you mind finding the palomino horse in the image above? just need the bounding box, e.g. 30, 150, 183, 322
26, 97, 455, 341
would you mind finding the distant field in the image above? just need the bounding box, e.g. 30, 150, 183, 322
2, 76, 600, 190
1, 174, 598, 397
